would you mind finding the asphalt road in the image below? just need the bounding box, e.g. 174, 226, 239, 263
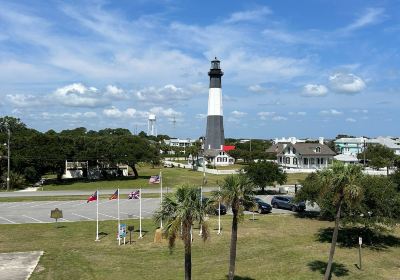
0, 194, 319, 225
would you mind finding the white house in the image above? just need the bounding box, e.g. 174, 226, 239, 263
266, 138, 335, 170
367, 136, 400, 155
164, 138, 196, 148
203, 149, 235, 167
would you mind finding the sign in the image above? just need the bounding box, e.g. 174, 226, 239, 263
359, 237, 362, 245
50, 208, 63, 221
119, 224, 127, 238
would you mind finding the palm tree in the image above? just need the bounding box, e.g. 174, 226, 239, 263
154, 185, 210, 280
319, 162, 363, 280
215, 174, 255, 280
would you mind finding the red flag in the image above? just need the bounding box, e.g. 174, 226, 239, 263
87, 191, 98, 203
109, 189, 119, 200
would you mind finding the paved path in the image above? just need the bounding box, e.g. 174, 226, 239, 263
0, 251, 43, 280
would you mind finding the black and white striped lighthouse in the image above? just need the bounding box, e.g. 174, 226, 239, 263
205, 57, 224, 150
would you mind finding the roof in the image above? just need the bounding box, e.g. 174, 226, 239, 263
334, 137, 366, 144
223, 145, 235, 152
266, 143, 335, 156
334, 154, 359, 162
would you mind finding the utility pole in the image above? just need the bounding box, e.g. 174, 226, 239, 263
6, 125, 10, 192
363, 139, 366, 167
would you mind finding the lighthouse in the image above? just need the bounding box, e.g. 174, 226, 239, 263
205, 57, 224, 150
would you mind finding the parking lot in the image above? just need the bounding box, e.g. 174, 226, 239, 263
0, 194, 319, 225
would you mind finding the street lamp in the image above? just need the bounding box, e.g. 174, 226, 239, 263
7, 127, 10, 191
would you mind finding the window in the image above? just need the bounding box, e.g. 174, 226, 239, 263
293, 148, 296, 154
285, 157, 290, 164
293, 158, 298, 165
279, 157, 283, 163
316, 147, 321, 153
287, 148, 291, 154
223, 157, 227, 162
317, 158, 320, 164
303, 158, 308, 165
311, 158, 315, 164
217, 157, 221, 162
320, 158, 324, 164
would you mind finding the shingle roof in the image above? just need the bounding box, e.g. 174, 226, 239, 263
266, 143, 336, 156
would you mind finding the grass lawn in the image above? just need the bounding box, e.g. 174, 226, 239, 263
286, 172, 310, 184
0, 215, 398, 279
42, 165, 227, 191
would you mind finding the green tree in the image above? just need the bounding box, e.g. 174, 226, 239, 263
391, 169, 400, 192
296, 162, 363, 280
244, 160, 287, 192
214, 174, 255, 280
154, 186, 209, 280
358, 144, 396, 175
1, 171, 26, 190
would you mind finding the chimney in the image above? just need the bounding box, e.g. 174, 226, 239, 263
319, 137, 324, 145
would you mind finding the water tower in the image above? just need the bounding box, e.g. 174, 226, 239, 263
148, 114, 157, 136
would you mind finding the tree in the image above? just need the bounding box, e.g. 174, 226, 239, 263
358, 144, 396, 175
214, 174, 255, 280
391, 169, 400, 192
244, 160, 287, 192
296, 162, 363, 280
154, 186, 209, 280
1, 171, 26, 189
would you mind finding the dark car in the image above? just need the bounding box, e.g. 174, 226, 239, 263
203, 198, 227, 215
245, 197, 272, 214
270, 196, 306, 212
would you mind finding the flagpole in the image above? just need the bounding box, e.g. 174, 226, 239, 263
118, 188, 120, 245
160, 170, 163, 229
217, 186, 221, 235
199, 185, 202, 236
95, 190, 99, 241
139, 188, 143, 239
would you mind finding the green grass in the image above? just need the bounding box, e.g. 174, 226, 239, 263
286, 172, 309, 184
0, 215, 398, 279
42, 165, 226, 191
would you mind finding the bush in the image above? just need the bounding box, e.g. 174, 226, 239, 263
24, 166, 41, 183
1, 171, 26, 190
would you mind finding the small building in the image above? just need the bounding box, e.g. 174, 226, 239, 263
164, 138, 197, 148
266, 138, 335, 170
334, 137, 366, 156
63, 160, 129, 179
367, 136, 400, 155
203, 149, 235, 167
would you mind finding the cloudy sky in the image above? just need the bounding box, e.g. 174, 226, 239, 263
1, 0, 399, 139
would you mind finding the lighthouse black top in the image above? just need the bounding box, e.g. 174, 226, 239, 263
208, 57, 224, 88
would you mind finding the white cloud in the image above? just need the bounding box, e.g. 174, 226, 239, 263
346, 118, 357, 123
352, 109, 368, 114
196, 114, 207, 119
248, 84, 270, 94
6, 94, 42, 107
40, 111, 97, 119
320, 109, 343, 116
272, 116, 287, 121
149, 106, 182, 119
329, 73, 366, 93
231, 110, 247, 117
103, 107, 137, 118
302, 84, 328, 97
52, 83, 108, 107
257, 111, 275, 120
289, 111, 307, 116
134, 84, 192, 104
224, 7, 272, 24
341, 8, 385, 33
105, 85, 126, 99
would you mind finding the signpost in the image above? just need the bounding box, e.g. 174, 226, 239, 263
50, 208, 63, 227
119, 223, 127, 246
358, 237, 362, 270
128, 225, 134, 244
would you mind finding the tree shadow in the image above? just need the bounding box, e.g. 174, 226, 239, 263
308, 260, 349, 279
224, 275, 255, 280
294, 211, 322, 220
316, 227, 400, 251
254, 189, 279, 195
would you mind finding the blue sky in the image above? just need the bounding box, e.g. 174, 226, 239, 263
1, 0, 399, 139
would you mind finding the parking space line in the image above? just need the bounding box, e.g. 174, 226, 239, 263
54, 200, 80, 207
72, 213, 93, 220
98, 212, 117, 219
22, 215, 44, 223
0, 216, 17, 224
30, 201, 59, 208
8, 201, 37, 208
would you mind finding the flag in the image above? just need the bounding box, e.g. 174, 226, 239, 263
149, 175, 160, 184
109, 189, 119, 200
128, 190, 140, 199
87, 191, 98, 203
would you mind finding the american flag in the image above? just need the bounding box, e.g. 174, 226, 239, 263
128, 190, 140, 199
87, 191, 98, 203
149, 175, 160, 184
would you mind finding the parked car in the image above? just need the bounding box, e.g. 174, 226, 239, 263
245, 197, 272, 214
270, 196, 306, 212
203, 198, 227, 215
